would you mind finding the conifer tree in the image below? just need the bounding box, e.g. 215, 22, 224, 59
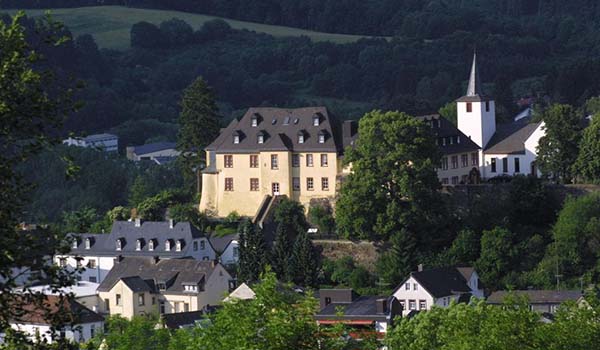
270, 224, 292, 282
237, 220, 267, 283
289, 231, 319, 287
176, 77, 220, 191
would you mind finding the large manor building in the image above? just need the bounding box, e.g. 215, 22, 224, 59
199, 53, 545, 217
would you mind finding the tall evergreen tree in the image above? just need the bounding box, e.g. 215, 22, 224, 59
573, 113, 600, 183
176, 77, 220, 191
237, 220, 268, 283
289, 231, 319, 287
270, 224, 292, 282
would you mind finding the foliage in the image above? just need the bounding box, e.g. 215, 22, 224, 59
270, 223, 293, 282
573, 113, 600, 183
136, 189, 192, 221
0, 11, 80, 349
289, 231, 320, 287
438, 101, 457, 125
537, 104, 584, 183
168, 203, 208, 231
93, 315, 170, 350
237, 219, 268, 283
176, 76, 220, 191
273, 197, 309, 237
307, 203, 335, 235
475, 227, 517, 290
324, 256, 375, 292
446, 229, 480, 266
60, 206, 99, 234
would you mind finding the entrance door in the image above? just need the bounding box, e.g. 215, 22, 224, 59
272, 182, 280, 196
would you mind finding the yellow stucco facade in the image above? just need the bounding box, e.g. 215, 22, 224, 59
199, 150, 340, 217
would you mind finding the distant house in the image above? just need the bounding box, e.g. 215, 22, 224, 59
63, 133, 118, 152
6, 295, 104, 344
392, 266, 484, 315
315, 289, 402, 336
27, 281, 101, 313
96, 256, 234, 319
54, 219, 216, 284
223, 282, 256, 302
209, 234, 239, 266
487, 290, 584, 314
126, 142, 179, 164
161, 307, 217, 329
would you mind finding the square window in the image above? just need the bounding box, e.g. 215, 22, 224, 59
320, 154, 328, 167
250, 178, 259, 191
224, 155, 233, 168
250, 155, 258, 168
225, 178, 234, 191
442, 178, 449, 185
307, 177, 314, 191
321, 177, 329, 191
409, 300, 416, 310
306, 154, 313, 167
419, 300, 427, 310
293, 177, 300, 191
88, 259, 96, 269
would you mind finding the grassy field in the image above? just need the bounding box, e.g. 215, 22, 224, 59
7, 6, 389, 50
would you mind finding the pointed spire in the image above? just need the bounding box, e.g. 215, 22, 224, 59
466, 50, 482, 96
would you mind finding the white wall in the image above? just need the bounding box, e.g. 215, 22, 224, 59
468, 271, 484, 299
392, 276, 434, 315
188, 238, 216, 261
54, 255, 114, 284
219, 240, 239, 266
10, 321, 103, 344
457, 100, 496, 149
201, 264, 232, 308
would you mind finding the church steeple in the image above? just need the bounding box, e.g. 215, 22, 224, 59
466, 50, 482, 96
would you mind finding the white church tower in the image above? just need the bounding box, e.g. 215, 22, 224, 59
456, 52, 496, 149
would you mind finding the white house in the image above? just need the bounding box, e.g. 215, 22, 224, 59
435, 52, 546, 184
209, 234, 239, 266
392, 266, 483, 315
126, 142, 180, 164
55, 220, 216, 284
6, 295, 104, 344
63, 133, 118, 152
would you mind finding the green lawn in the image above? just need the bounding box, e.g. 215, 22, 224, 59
6, 6, 389, 50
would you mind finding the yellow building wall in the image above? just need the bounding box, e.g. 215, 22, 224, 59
98, 281, 158, 319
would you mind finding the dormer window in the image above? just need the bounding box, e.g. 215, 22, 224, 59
85, 238, 91, 250
251, 113, 261, 127
148, 239, 155, 251
72, 239, 78, 249
257, 131, 266, 144
233, 135, 240, 144
313, 114, 321, 126
183, 284, 198, 293
318, 130, 328, 144
116, 239, 123, 251
176, 240, 183, 252
297, 130, 306, 144
157, 282, 166, 290
165, 240, 172, 252
136, 239, 144, 251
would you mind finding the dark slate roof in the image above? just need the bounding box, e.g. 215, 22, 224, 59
97, 256, 221, 294
315, 296, 391, 321
487, 290, 583, 304
484, 118, 541, 154
162, 310, 205, 329
407, 267, 472, 298
132, 142, 176, 155
84, 133, 118, 142
121, 276, 154, 293
416, 114, 480, 155
205, 107, 346, 154
69, 221, 206, 257
208, 234, 238, 253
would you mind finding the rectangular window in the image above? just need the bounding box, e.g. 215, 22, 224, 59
413, 283, 418, 290
514, 157, 520, 173
442, 178, 449, 185
321, 177, 329, 191
502, 158, 508, 173
307, 177, 314, 191
200, 240, 205, 250
320, 154, 328, 167
451, 156, 458, 169
116, 294, 121, 306
292, 154, 300, 167
59, 258, 67, 267
461, 154, 469, 167
293, 177, 300, 191
471, 152, 479, 166
271, 155, 278, 169
193, 241, 198, 251
419, 300, 427, 310
451, 176, 459, 185
233, 247, 239, 258
466, 102, 472, 113
485, 101, 490, 112
89, 276, 97, 283
405, 283, 410, 291
491, 158, 497, 173
174, 302, 180, 313
88, 259, 97, 269
306, 154, 314, 167
250, 178, 259, 191
441, 157, 448, 170
409, 300, 417, 310
225, 178, 234, 191
249, 155, 258, 168
224, 155, 233, 168
138, 294, 145, 306
184, 303, 189, 312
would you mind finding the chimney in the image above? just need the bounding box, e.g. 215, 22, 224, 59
153, 256, 160, 265
376, 298, 388, 314
135, 218, 142, 227
169, 219, 174, 229
418, 264, 424, 272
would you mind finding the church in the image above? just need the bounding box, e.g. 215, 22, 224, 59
430, 52, 545, 185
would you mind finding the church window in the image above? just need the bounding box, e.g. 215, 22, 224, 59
466, 103, 472, 113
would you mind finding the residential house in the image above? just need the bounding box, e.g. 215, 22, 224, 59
96, 256, 233, 319
126, 142, 180, 164
209, 233, 239, 266
27, 281, 101, 313
223, 282, 256, 302
161, 307, 217, 329
315, 289, 402, 336
63, 133, 119, 152
392, 266, 484, 315
199, 107, 357, 217
55, 219, 215, 284
6, 295, 104, 344
487, 290, 584, 314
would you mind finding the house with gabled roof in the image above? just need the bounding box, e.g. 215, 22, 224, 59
126, 142, 180, 164
54, 219, 215, 284
208, 233, 239, 266
96, 256, 233, 319
392, 266, 484, 315
487, 290, 584, 314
